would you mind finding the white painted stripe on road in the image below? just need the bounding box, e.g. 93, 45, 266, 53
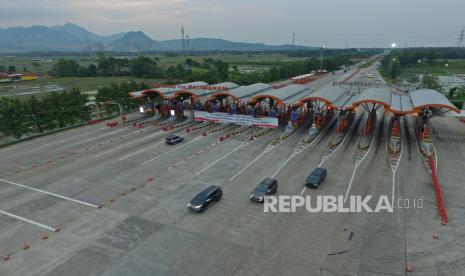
343, 168, 358, 203
95, 130, 163, 158
228, 150, 268, 182
0, 210, 58, 232
68, 128, 127, 147
117, 139, 166, 161
228, 130, 295, 182
33, 126, 107, 151
319, 114, 359, 167
343, 114, 379, 203
195, 142, 246, 176
390, 133, 404, 206
0, 178, 100, 208
270, 121, 333, 179
140, 136, 204, 166
120, 123, 207, 162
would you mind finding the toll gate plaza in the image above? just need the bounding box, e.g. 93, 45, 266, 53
1, 63, 465, 275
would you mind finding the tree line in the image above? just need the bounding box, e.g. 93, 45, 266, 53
49, 54, 351, 86
0, 89, 90, 139
380, 48, 465, 80
0, 81, 152, 140
95, 81, 150, 115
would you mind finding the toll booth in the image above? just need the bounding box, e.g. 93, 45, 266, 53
184, 82, 239, 115
332, 92, 358, 134
247, 84, 313, 128
207, 83, 272, 115
388, 93, 413, 137
410, 89, 460, 142
129, 81, 208, 117
298, 86, 347, 131
352, 87, 392, 137
196, 83, 283, 128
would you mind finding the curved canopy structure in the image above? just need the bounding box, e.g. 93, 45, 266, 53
130, 81, 209, 99
352, 87, 392, 108
333, 94, 358, 111
210, 83, 272, 101
172, 82, 239, 99
130, 80, 461, 116
249, 84, 311, 105
298, 86, 346, 108
410, 89, 460, 113
389, 94, 413, 115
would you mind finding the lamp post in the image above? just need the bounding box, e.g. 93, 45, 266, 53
320, 45, 326, 71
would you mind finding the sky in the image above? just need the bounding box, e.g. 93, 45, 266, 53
1, 0, 464, 48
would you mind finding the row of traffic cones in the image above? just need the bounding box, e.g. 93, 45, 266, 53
2, 233, 50, 261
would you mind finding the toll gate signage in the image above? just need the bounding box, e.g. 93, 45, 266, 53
194, 111, 278, 128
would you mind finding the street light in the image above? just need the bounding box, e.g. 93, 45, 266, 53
391, 43, 397, 48
418, 59, 422, 63
320, 45, 326, 71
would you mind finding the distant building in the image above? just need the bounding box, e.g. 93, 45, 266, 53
21, 73, 38, 81
438, 76, 465, 92
0, 72, 12, 83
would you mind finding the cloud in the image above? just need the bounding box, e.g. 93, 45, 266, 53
1, 0, 464, 47
0, 1, 73, 20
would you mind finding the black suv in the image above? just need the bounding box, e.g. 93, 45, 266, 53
305, 167, 327, 188
165, 134, 184, 145
187, 185, 222, 213
250, 178, 278, 203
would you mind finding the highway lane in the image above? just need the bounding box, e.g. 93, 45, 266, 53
1, 66, 465, 275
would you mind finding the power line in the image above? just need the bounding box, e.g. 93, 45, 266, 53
181, 26, 186, 58
458, 27, 465, 47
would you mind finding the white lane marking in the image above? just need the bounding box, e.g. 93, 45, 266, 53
270, 121, 334, 179
271, 154, 298, 178
0, 178, 100, 208
228, 150, 269, 182
118, 139, 166, 161
343, 168, 359, 203
343, 114, 379, 203
33, 126, 107, 150
95, 130, 165, 158
228, 130, 295, 182
389, 136, 403, 206
319, 114, 359, 167
195, 142, 246, 176
300, 116, 358, 196
68, 128, 127, 147
140, 136, 204, 166
0, 210, 58, 232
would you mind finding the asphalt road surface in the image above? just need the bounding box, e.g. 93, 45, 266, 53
1, 68, 465, 276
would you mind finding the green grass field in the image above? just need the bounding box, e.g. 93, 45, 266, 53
0, 53, 307, 97
0, 53, 306, 74
0, 76, 161, 97
399, 60, 465, 79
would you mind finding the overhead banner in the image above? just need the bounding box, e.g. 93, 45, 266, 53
194, 111, 278, 128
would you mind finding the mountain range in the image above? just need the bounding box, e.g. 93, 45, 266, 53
0, 23, 315, 53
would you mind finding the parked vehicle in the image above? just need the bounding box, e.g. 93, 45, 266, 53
305, 167, 327, 188
165, 134, 184, 145
187, 185, 223, 212
250, 178, 278, 203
